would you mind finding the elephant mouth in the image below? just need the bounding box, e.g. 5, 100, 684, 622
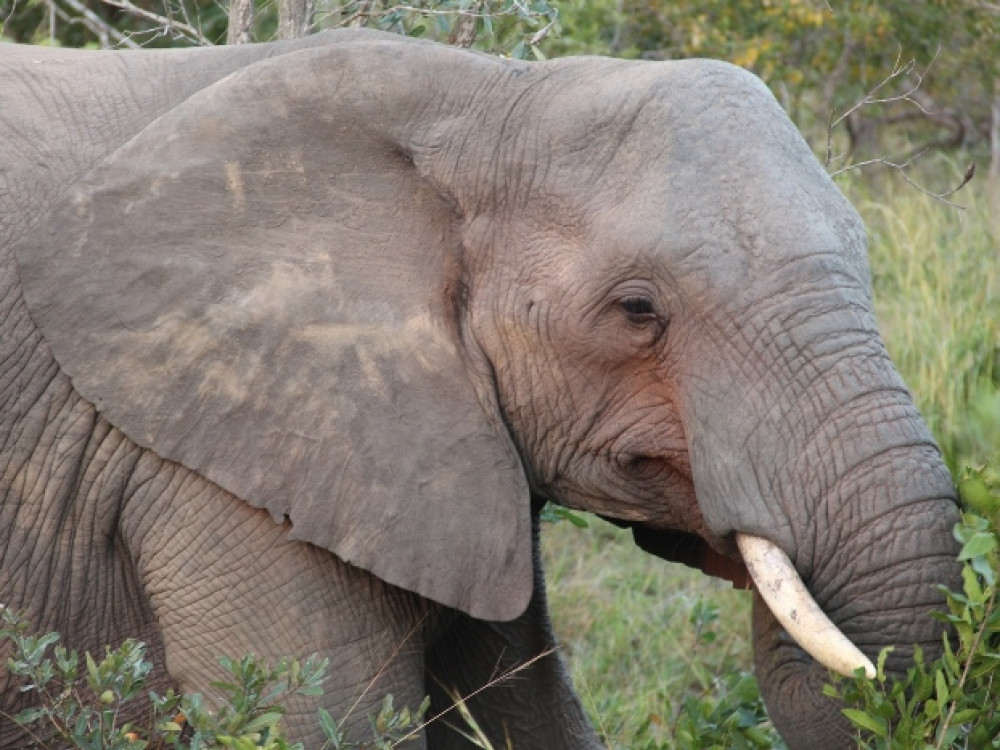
618, 522, 876, 679
621, 522, 752, 588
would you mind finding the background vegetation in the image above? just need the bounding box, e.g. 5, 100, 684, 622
1, 1, 998, 748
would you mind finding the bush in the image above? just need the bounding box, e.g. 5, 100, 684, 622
618, 599, 783, 750
826, 463, 1000, 749
0, 609, 427, 749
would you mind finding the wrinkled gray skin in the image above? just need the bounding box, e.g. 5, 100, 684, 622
0, 30, 960, 749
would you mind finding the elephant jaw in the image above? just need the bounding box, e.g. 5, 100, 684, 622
623, 523, 875, 679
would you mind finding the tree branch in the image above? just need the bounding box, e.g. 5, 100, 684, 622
277, 0, 313, 39
830, 154, 975, 210
53, 0, 140, 47
227, 0, 253, 43
447, 0, 479, 48
99, 0, 213, 45
825, 49, 944, 167
823, 48, 974, 208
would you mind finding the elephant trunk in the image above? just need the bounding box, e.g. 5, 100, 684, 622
680, 299, 962, 748
751, 486, 960, 748
745, 409, 961, 749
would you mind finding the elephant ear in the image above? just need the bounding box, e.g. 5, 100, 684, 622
15, 41, 532, 621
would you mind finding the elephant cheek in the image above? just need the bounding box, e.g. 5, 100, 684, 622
751, 594, 855, 750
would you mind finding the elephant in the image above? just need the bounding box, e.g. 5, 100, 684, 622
0, 28, 962, 750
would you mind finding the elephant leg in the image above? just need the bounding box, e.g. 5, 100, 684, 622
123, 454, 436, 747
424, 522, 601, 749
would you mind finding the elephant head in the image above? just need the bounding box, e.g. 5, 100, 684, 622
14, 30, 960, 748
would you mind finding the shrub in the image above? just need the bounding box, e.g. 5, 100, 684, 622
826, 463, 1000, 749
0, 609, 426, 749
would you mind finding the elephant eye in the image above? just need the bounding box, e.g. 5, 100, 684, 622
620, 296, 658, 325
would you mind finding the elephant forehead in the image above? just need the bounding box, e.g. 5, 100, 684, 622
516, 59, 861, 233
570, 169, 864, 301
532, 61, 869, 290
528, 58, 795, 167
591, 187, 868, 307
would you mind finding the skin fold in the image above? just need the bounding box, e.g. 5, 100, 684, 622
0, 29, 960, 749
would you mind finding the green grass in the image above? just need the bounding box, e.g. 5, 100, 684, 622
542, 519, 757, 748
542, 160, 999, 748
855, 161, 1000, 469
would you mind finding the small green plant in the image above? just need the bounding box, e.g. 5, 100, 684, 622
541, 515, 778, 749
826, 462, 1000, 749
0, 608, 427, 749
0, 611, 154, 750
632, 600, 784, 750
657, 670, 778, 750
173, 652, 331, 749
539, 502, 590, 528
318, 693, 430, 750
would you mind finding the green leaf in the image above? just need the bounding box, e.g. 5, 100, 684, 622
22, 632, 59, 664
243, 710, 285, 734
85, 651, 101, 690
950, 707, 982, 724
876, 646, 894, 681
316, 708, 342, 744
962, 564, 986, 604
934, 669, 949, 709
538, 504, 589, 527
960, 476, 997, 514
13, 706, 49, 724
842, 708, 888, 737
959, 531, 996, 560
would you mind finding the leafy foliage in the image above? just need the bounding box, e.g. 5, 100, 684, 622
551, 1, 998, 177
0, 609, 427, 749
359, 0, 558, 59
825, 465, 1000, 749
631, 600, 784, 750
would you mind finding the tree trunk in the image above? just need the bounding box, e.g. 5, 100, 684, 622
277, 0, 313, 39
447, 3, 480, 48
227, 0, 253, 44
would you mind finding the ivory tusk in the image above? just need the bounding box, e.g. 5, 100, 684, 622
737, 533, 877, 679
